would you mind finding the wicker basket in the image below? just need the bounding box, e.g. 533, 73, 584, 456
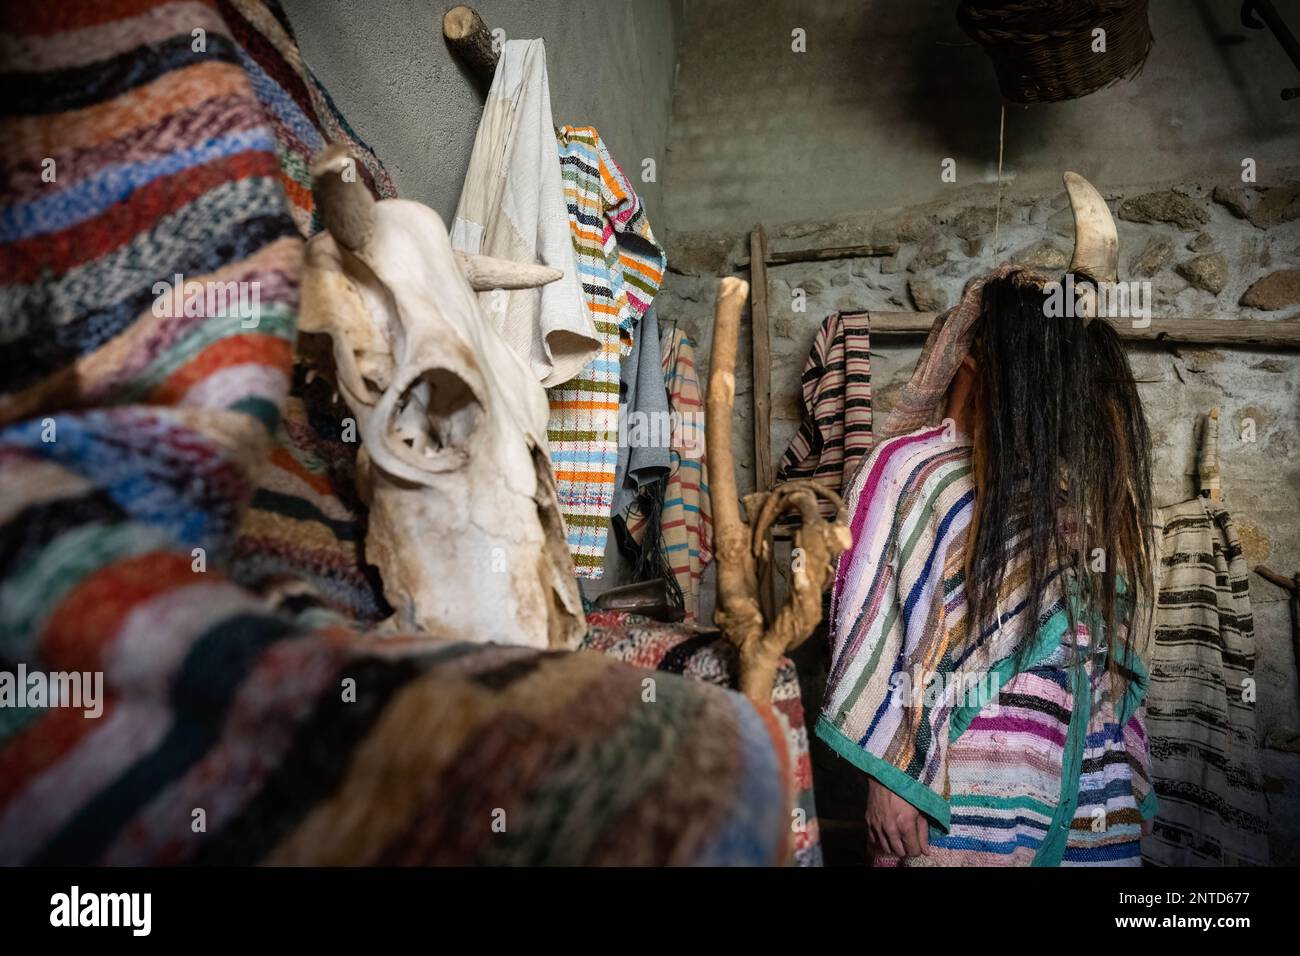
957, 0, 1153, 104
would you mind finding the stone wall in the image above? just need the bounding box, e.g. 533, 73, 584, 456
659, 172, 1300, 861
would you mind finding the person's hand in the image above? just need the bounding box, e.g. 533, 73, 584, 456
865, 778, 930, 858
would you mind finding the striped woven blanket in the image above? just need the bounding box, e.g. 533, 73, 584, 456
776, 310, 873, 501
548, 126, 666, 578
1144, 498, 1271, 865
0, 0, 797, 866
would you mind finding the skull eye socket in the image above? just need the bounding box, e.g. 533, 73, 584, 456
392, 368, 482, 461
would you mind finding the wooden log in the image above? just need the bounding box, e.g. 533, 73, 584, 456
749, 226, 776, 621
735, 242, 898, 268
864, 311, 1300, 348
443, 5, 499, 90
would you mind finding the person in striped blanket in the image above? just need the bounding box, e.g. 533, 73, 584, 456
819, 178, 1159, 866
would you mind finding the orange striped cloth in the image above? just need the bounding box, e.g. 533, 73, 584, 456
547, 126, 665, 579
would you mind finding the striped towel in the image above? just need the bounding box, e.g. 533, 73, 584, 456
0, 0, 795, 867
1144, 498, 1271, 865
548, 126, 666, 579
776, 310, 873, 502
624, 329, 713, 620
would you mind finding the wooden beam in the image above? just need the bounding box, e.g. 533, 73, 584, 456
443, 5, 498, 91
749, 226, 776, 621
865, 311, 1300, 348
736, 242, 899, 268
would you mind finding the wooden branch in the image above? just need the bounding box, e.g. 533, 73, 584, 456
863, 311, 1300, 348
708, 278, 851, 704
749, 227, 776, 621
707, 277, 765, 679
443, 5, 499, 90
735, 242, 899, 268
1255, 566, 1300, 592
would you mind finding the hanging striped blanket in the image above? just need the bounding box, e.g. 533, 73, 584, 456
776, 310, 873, 504
0, 0, 796, 867
624, 328, 713, 620
1144, 498, 1270, 865
548, 126, 666, 578
819, 425, 1155, 865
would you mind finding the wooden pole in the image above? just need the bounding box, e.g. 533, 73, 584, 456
862, 311, 1300, 348
735, 242, 899, 268
749, 226, 776, 620
443, 5, 499, 91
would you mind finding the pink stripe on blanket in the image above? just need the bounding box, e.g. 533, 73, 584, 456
835, 426, 947, 595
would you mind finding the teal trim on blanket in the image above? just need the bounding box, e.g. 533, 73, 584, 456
816, 715, 951, 832
949, 603, 1071, 742
1114, 631, 1150, 726
1139, 789, 1159, 821
1032, 658, 1091, 867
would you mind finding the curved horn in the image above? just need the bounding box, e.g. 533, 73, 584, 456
1064, 171, 1118, 285
455, 252, 563, 291
311, 144, 375, 253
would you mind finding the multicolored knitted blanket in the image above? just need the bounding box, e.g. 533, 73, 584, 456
548, 126, 666, 578
1144, 498, 1270, 865
0, 0, 797, 866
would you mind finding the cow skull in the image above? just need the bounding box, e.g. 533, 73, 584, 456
299, 144, 585, 649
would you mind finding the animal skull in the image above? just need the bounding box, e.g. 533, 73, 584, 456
299, 144, 585, 649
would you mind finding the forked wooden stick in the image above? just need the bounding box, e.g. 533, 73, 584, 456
706, 278, 852, 702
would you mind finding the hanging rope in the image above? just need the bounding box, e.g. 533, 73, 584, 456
992, 102, 1006, 256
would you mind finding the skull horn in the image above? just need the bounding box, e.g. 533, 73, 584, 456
311, 144, 376, 254
1064, 171, 1119, 285
455, 252, 563, 291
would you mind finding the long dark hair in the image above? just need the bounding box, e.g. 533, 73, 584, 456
964, 272, 1153, 672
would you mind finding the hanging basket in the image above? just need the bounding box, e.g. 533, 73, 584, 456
957, 0, 1154, 104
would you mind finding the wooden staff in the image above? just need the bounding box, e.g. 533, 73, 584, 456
708, 277, 852, 702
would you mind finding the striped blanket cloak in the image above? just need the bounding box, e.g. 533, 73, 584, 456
818, 425, 1156, 865
1144, 498, 1270, 865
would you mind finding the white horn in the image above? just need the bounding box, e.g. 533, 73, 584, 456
311, 144, 375, 253
455, 252, 563, 291
1064, 171, 1119, 285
